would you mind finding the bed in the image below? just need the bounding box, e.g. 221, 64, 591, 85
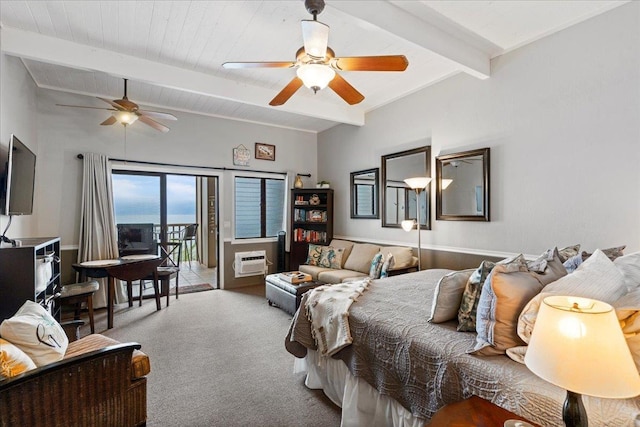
285, 269, 640, 426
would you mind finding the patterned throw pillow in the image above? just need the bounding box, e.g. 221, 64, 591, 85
379, 253, 395, 278
306, 244, 323, 266
368, 253, 384, 279
318, 246, 344, 269
0, 338, 37, 379
457, 260, 496, 331
563, 254, 583, 273
557, 244, 581, 263
582, 245, 626, 262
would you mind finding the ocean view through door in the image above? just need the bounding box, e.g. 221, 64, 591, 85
112, 171, 218, 289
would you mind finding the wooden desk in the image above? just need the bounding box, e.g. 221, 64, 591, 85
428, 396, 538, 427
72, 256, 160, 329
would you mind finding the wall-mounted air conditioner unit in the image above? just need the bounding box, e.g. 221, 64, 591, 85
234, 250, 267, 278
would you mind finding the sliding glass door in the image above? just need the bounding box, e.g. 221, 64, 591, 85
112, 171, 196, 250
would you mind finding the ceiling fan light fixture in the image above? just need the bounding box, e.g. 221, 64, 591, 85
297, 64, 335, 93
113, 110, 139, 126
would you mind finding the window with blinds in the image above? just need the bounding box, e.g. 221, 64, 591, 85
235, 176, 285, 239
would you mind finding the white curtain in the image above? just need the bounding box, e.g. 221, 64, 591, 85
77, 153, 126, 307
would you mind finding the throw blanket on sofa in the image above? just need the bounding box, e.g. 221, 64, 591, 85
306, 279, 370, 357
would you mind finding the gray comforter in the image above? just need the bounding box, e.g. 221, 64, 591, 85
286, 269, 640, 426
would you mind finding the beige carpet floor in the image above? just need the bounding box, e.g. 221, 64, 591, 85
83, 285, 341, 427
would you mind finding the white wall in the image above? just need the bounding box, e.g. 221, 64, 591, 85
318, 2, 640, 255
34, 88, 317, 248
0, 55, 39, 240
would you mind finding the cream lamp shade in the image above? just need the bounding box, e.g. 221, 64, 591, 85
401, 220, 415, 232
404, 177, 431, 190
525, 295, 640, 399
296, 64, 335, 93
113, 111, 139, 126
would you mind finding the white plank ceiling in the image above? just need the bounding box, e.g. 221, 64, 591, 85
0, 0, 628, 133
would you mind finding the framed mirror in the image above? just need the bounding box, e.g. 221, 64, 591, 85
350, 168, 379, 219
381, 146, 431, 229
436, 147, 490, 221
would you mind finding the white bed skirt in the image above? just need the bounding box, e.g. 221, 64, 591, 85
294, 350, 425, 427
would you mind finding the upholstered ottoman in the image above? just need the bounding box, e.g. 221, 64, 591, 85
265, 274, 324, 315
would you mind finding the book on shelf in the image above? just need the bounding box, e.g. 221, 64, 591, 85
278, 271, 312, 284
293, 208, 327, 222
293, 228, 327, 243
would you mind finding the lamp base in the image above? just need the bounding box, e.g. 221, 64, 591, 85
563, 390, 587, 427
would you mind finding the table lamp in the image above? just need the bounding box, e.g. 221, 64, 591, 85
402, 177, 431, 271
524, 295, 640, 427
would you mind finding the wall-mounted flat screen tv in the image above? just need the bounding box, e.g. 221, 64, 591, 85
0, 134, 36, 216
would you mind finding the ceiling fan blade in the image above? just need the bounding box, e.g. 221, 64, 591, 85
269, 77, 304, 106
97, 97, 127, 110
223, 61, 296, 69
301, 20, 329, 58
328, 73, 364, 105
138, 110, 177, 121
100, 116, 117, 126
56, 104, 116, 111
138, 114, 170, 133
332, 55, 409, 71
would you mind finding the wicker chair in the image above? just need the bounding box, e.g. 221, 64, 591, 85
0, 333, 149, 427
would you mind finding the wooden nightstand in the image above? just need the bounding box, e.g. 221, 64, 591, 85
428, 396, 539, 427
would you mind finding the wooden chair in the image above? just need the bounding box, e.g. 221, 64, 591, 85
105, 258, 163, 311
141, 241, 181, 306
56, 280, 100, 334
180, 223, 199, 266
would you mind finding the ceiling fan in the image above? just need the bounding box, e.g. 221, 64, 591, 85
222, 0, 409, 106
56, 78, 177, 133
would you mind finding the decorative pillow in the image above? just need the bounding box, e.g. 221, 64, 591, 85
0, 301, 69, 366
306, 244, 323, 266
563, 254, 583, 273
379, 253, 395, 279
343, 243, 381, 274
613, 287, 640, 372
518, 249, 628, 344
457, 260, 496, 332
505, 346, 527, 365
557, 244, 581, 263
428, 269, 474, 323
328, 239, 354, 268
379, 247, 413, 269
368, 252, 384, 279
614, 251, 640, 291
472, 260, 544, 356
0, 338, 37, 379
527, 247, 568, 285
318, 246, 344, 269
582, 245, 626, 262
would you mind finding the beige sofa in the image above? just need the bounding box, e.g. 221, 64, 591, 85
298, 239, 418, 284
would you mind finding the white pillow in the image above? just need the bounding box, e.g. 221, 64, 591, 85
614, 251, 640, 292
518, 249, 628, 344
614, 287, 640, 373
0, 301, 69, 366
0, 338, 37, 379
428, 269, 474, 323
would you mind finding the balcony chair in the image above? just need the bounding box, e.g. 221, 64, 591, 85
181, 223, 199, 267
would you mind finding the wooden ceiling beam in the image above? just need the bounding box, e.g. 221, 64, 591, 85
0, 26, 365, 127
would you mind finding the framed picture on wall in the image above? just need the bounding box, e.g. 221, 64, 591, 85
255, 142, 275, 161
